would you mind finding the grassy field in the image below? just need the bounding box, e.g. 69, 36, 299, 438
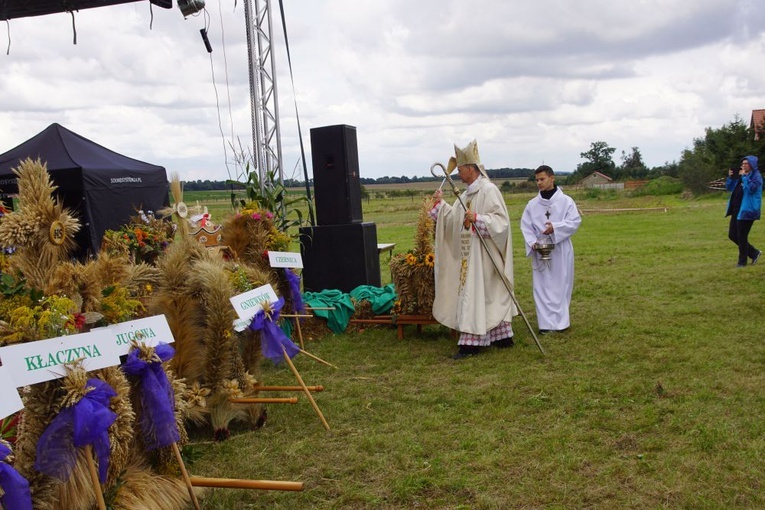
186, 188, 765, 509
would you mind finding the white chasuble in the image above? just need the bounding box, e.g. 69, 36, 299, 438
432, 178, 516, 336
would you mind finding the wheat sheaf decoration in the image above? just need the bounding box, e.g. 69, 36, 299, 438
0, 158, 81, 289
389, 198, 436, 316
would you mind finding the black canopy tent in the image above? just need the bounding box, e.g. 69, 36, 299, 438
0, 123, 169, 257
0, 0, 171, 21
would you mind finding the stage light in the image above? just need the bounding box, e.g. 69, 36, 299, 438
178, 0, 205, 18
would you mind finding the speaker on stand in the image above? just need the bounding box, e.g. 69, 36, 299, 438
310, 124, 363, 226
299, 223, 380, 293
303, 124, 379, 291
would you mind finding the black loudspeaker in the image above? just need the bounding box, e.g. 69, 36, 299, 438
299, 223, 380, 293
310, 124, 363, 226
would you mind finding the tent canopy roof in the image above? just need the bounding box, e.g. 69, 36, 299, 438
0, 0, 171, 21
0, 122, 165, 176
0, 122, 169, 257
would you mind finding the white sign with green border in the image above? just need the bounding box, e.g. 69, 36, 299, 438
0, 330, 120, 387
268, 251, 303, 268
230, 283, 279, 321
0, 365, 24, 419
107, 314, 175, 356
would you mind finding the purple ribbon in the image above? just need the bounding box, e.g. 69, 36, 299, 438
0, 442, 33, 510
34, 378, 117, 484
121, 343, 180, 451
249, 297, 300, 364
283, 269, 305, 314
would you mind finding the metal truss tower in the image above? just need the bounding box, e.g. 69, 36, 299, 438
243, 0, 284, 188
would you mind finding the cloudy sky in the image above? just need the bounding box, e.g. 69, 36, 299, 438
2, 0, 765, 183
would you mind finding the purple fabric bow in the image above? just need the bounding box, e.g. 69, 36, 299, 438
249, 297, 300, 364
34, 378, 117, 484
0, 442, 33, 510
121, 343, 180, 451
283, 269, 305, 314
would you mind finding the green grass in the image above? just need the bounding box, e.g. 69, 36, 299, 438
188, 190, 765, 509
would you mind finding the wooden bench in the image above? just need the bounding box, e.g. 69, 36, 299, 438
377, 243, 396, 258
350, 314, 456, 340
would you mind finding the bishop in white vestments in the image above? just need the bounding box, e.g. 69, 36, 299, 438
520, 165, 581, 333
430, 140, 517, 359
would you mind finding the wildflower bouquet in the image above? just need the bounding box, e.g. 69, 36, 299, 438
0, 294, 82, 345
102, 212, 174, 265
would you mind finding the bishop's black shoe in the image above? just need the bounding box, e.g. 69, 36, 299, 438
451, 345, 480, 360
493, 337, 514, 348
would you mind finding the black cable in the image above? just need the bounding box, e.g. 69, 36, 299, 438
278, 0, 315, 226
70, 11, 77, 45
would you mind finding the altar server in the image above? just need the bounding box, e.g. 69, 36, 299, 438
520, 165, 581, 334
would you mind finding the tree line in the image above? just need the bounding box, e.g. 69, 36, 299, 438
183, 114, 765, 196
182, 167, 537, 191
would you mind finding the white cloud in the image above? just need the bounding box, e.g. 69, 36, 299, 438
1, 0, 765, 182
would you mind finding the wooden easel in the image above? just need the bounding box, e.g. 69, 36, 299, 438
130, 345, 303, 502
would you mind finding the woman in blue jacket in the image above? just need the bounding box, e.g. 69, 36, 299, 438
725, 155, 763, 267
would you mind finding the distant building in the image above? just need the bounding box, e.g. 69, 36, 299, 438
750, 109, 765, 140
580, 171, 615, 188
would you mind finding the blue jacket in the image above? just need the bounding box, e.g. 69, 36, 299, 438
726, 155, 762, 221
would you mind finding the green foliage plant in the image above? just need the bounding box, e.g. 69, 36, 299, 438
630, 176, 684, 197
228, 163, 313, 235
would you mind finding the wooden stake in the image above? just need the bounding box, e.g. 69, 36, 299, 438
189, 476, 303, 491
172, 443, 201, 510
254, 385, 324, 392
279, 313, 312, 349
229, 397, 298, 404
298, 348, 338, 369
283, 348, 330, 430
294, 315, 305, 349
84, 445, 106, 510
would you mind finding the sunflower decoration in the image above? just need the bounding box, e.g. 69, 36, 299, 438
389, 198, 437, 316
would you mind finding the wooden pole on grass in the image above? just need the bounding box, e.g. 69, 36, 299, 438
254, 384, 324, 392
280, 313, 311, 349
189, 476, 303, 491
298, 348, 337, 369
230, 397, 299, 404
84, 445, 106, 510
282, 347, 330, 430
172, 443, 201, 510
294, 315, 305, 349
